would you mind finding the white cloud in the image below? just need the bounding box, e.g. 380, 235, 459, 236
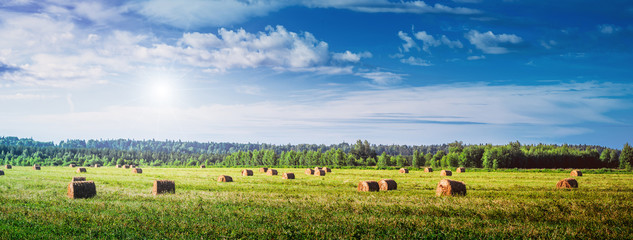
598, 24, 621, 34
397, 31, 418, 52
467, 55, 485, 60
400, 56, 432, 66
0, 93, 58, 100
465, 30, 522, 54
413, 31, 463, 52
131, 0, 480, 28
333, 51, 372, 62
6, 82, 629, 145
355, 71, 405, 85
235, 84, 262, 95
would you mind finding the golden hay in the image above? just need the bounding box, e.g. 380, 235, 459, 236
5, 164, 12, 169
399, 168, 409, 174
67, 181, 96, 199
200, 165, 206, 168
267, 169, 278, 176
153, 180, 175, 195
242, 169, 253, 176
259, 167, 268, 173
76, 167, 87, 173
424, 167, 433, 172
0, 170, 4, 176
456, 167, 465, 173
132, 168, 143, 174
571, 170, 582, 177
72, 176, 86, 182
314, 169, 326, 176
33, 164, 41, 170
436, 179, 467, 197
357, 181, 380, 192
218, 175, 233, 182
68, 164, 75, 168
282, 173, 295, 179
556, 178, 578, 189
93, 164, 100, 168
378, 179, 397, 191
440, 170, 452, 176
305, 168, 315, 175
322, 167, 332, 173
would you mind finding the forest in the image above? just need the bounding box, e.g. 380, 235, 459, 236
1, 136, 631, 169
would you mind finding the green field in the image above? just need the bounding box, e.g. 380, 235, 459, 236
1, 167, 632, 239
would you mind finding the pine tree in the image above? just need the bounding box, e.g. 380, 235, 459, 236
619, 143, 632, 170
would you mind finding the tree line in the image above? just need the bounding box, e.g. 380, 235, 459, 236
1, 136, 631, 169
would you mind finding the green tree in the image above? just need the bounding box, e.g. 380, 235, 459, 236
395, 155, 405, 168
412, 150, 421, 168
377, 152, 388, 168
620, 143, 633, 170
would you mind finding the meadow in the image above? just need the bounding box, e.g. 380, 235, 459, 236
1, 166, 632, 239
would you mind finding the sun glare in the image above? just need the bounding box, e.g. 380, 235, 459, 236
151, 82, 172, 100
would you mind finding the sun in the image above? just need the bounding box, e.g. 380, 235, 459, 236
151, 82, 172, 100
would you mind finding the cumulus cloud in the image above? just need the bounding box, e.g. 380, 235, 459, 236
355, 71, 405, 85
413, 31, 463, 52
400, 56, 432, 66
465, 30, 522, 54
467, 55, 485, 60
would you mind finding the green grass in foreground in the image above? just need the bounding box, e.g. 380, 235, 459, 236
1, 167, 632, 239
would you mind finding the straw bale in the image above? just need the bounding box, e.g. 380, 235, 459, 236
132, 168, 142, 174
424, 167, 433, 172
556, 178, 578, 189
399, 168, 409, 174
436, 179, 467, 196
267, 169, 278, 176
218, 175, 233, 182
322, 167, 331, 173
456, 167, 465, 173
440, 170, 452, 176
5, 164, 11, 169
242, 169, 253, 176
67, 181, 96, 199
305, 168, 315, 175
357, 181, 379, 192
378, 179, 397, 191
153, 180, 175, 195
72, 176, 86, 182
282, 173, 295, 179
314, 169, 326, 176
76, 167, 86, 173
259, 167, 268, 173
570, 170, 582, 177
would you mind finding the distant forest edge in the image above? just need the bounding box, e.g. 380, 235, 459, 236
1, 136, 632, 170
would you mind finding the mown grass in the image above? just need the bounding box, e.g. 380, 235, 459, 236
0, 166, 632, 239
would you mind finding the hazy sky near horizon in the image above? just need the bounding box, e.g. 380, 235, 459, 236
0, 0, 632, 148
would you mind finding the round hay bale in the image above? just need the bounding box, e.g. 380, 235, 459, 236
267, 169, 278, 176
556, 178, 578, 189
242, 169, 253, 176
456, 167, 465, 173
67, 181, 96, 199
440, 170, 452, 176
0, 170, 4, 176
72, 176, 86, 182
200, 165, 206, 168
218, 175, 233, 182
259, 167, 268, 173
33, 164, 41, 170
305, 168, 315, 175
436, 179, 467, 197
314, 169, 326, 176
115, 164, 121, 168
378, 179, 397, 191
322, 167, 331, 173
5, 164, 12, 169
130, 165, 136, 168
282, 173, 295, 179
93, 164, 100, 168
424, 167, 433, 172
68, 164, 75, 168
357, 181, 380, 192
570, 170, 582, 177
123, 165, 130, 169
132, 168, 143, 174
153, 180, 175, 195
399, 168, 409, 174
76, 167, 87, 173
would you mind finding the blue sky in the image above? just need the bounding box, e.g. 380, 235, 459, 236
0, 0, 632, 148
